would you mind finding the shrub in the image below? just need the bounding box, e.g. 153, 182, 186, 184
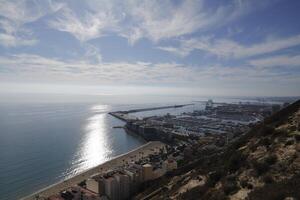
247, 183, 253, 190
285, 139, 294, 146
263, 175, 274, 184
226, 174, 236, 182
226, 151, 246, 172
240, 179, 248, 188
260, 137, 271, 146
253, 161, 270, 176
295, 134, 300, 141
248, 174, 300, 200
223, 181, 239, 195
260, 126, 275, 136
206, 170, 224, 187
264, 154, 277, 165
207, 170, 223, 187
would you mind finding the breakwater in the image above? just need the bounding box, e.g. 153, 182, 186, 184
124, 104, 193, 113
108, 104, 193, 122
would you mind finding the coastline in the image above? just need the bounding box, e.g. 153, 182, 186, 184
22, 141, 165, 200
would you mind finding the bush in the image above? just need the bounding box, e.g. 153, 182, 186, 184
285, 139, 294, 146
264, 154, 277, 165
260, 126, 275, 136
247, 183, 253, 190
272, 129, 287, 138
240, 179, 248, 188
207, 170, 223, 187
248, 174, 300, 200
295, 134, 300, 141
223, 181, 239, 195
226, 174, 236, 182
226, 151, 246, 172
253, 161, 270, 176
260, 137, 271, 146
263, 175, 274, 184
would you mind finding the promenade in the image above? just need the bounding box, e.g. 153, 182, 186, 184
22, 141, 165, 200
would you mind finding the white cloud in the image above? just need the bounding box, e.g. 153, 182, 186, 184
0, 53, 298, 86
120, 0, 268, 44
0, 0, 63, 47
249, 54, 300, 68
156, 46, 189, 57
1, 52, 299, 96
121, 0, 209, 44
47, 0, 262, 44
49, 6, 120, 42
82, 44, 102, 64
0, 33, 37, 47
158, 34, 300, 58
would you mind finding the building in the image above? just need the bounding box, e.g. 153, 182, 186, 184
86, 175, 105, 196
114, 172, 130, 199
142, 163, 154, 181
104, 176, 120, 200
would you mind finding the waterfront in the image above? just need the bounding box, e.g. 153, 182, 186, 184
0, 95, 294, 200
23, 141, 165, 200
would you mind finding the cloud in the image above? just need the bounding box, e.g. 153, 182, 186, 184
1, 52, 299, 96
121, 0, 271, 44
0, 0, 275, 46
82, 44, 102, 64
49, 6, 120, 42
47, 0, 263, 44
249, 54, 300, 68
156, 46, 189, 57
158, 34, 300, 58
121, 0, 210, 44
0, 0, 63, 47
0, 53, 299, 87
0, 33, 37, 47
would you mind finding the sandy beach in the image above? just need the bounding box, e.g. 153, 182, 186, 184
22, 141, 165, 200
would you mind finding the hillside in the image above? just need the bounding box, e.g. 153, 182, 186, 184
134, 100, 300, 200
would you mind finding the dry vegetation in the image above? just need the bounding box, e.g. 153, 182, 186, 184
134, 100, 300, 200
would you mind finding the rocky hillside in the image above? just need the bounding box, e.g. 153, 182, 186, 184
134, 100, 300, 200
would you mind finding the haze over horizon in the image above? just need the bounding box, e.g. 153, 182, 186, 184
0, 0, 300, 97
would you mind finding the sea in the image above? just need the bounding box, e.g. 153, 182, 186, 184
0, 93, 296, 200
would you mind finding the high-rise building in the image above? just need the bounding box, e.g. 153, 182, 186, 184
104, 176, 120, 200
114, 172, 130, 199
86, 175, 105, 196
142, 164, 154, 181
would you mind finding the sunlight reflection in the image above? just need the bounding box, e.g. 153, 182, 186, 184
82, 113, 112, 167
67, 104, 112, 176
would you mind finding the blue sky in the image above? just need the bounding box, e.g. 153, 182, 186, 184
0, 0, 300, 96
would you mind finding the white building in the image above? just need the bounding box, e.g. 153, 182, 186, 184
104, 176, 120, 200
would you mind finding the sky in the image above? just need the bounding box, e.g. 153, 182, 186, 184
0, 0, 300, 97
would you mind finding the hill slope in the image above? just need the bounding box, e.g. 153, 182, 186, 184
134, 100, 300, 200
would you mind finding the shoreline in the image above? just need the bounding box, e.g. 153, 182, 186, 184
22, 141, 165, 200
